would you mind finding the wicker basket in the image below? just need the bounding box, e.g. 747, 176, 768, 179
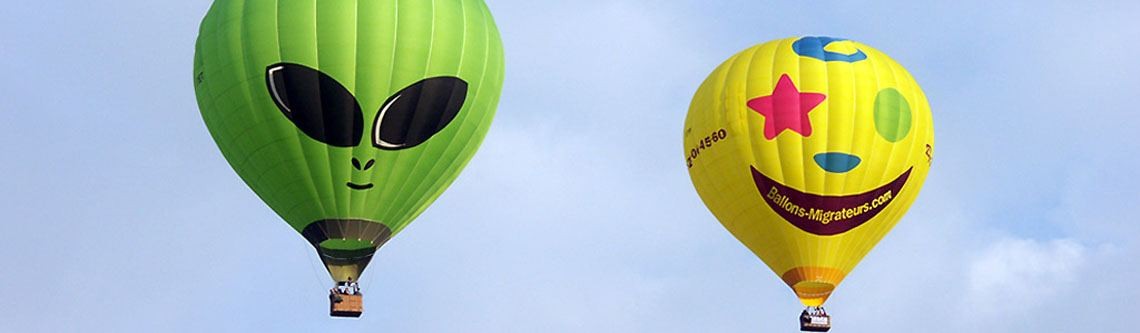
330, 293, 363, 317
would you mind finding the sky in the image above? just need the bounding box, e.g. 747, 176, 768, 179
1, 0, 1139, 332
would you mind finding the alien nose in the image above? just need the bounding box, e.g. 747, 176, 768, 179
351, 158, 376, 171
814, 152, 861, 173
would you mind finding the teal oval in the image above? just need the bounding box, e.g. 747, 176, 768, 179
814, 152, 862, 173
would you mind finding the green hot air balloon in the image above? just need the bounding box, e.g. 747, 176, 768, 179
192, 0, 504, 315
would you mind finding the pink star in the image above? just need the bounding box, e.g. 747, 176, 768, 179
747, 74, 827, 140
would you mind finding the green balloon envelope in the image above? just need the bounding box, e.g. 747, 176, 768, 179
193, 0, 504, 281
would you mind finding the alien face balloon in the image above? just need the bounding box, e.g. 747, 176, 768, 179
685, 37, 934, 306
193, 0, 504, 281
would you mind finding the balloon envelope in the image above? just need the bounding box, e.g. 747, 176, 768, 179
684, 36, 933, 306
193, 0, 504, 281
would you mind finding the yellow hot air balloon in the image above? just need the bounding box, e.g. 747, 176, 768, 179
684, 36, 933, 331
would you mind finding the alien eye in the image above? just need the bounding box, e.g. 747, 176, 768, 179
266, 63, 363, 147
372, 76, 468, 150
873, 88, 913, 142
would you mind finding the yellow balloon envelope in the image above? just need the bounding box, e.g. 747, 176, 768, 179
684, 36, 934, 306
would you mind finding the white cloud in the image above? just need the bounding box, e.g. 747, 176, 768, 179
966, 238, 1085, 315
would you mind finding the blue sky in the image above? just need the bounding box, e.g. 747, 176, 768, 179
2, 0, 1138, 332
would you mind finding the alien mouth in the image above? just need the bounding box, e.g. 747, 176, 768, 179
346, 182, 374, 190
750, 166, 912, 236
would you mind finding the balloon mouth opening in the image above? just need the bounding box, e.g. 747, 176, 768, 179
320, 239, 375, 251
302, 219, 393, 282
792, 281, 836, 307
782, 266, 846, 307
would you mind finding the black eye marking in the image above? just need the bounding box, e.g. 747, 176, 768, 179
372, 77, 468, 150
266, 63, 363, 147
